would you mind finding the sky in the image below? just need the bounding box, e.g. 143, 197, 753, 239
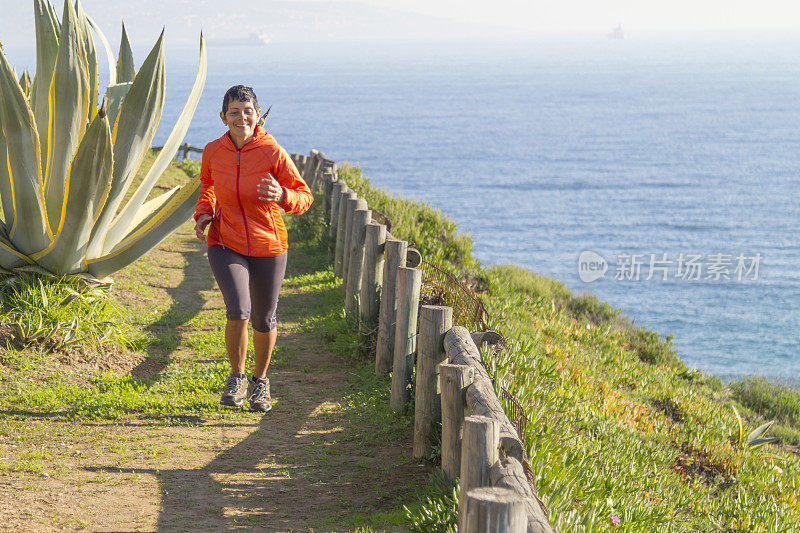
359, 0, 800, 34
3, 0, 800, 47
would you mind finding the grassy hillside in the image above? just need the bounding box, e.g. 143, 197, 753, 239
338, 163, 800, 532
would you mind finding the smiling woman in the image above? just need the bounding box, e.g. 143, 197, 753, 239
193, 84, 314, 413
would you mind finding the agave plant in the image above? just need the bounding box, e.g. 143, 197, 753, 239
0, 0, 206, 281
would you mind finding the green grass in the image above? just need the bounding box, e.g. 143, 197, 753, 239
0, 272, 141, 356
339, 164, 475, 277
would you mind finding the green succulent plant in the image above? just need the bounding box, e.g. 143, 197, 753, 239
0, 0, 206, 281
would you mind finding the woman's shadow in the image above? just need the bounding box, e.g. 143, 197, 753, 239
130, 237, 216, 381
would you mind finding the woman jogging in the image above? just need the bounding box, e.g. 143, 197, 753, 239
194, 85, 313, 412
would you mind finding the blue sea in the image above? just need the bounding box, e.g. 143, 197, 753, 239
13, 35, 800, 383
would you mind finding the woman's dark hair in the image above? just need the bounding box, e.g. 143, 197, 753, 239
222, 85, 259, 114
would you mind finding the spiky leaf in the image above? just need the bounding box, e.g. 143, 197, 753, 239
19, 70, 33, 97
0, 112, 15, 228
747, 420, 776, 449
31, 0, 60, 170
0, 229, 34, 269
87, 32, 164, 259
35, 105, 112, 274
0, 45, 49, 254
88, 178, 200, 279
44, 0, 90, 233
105, 34, 206, 252
74, 0, 98, 124
104, 81, 131, 133
85, 13, 116, 85
116, 23, 135, 83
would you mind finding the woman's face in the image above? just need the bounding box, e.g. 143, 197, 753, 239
220, 99, 259, 145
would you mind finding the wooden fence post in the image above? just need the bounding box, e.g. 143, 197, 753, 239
306, 152, 321, 189
413, 305, 453, 459
329, 182, 346, 248
440, 363, 474, 481
459, 415, 500, 528
345, 198, 368, 285
390, 266, 421, 411
360, 222, 386, 335
491, 457, 554, 533
341, 196, 360, 286
345, 207, 371, 315
375, 238, 407, 375
463, 487, 526, 533
322, 171, 335, 219
335, 190, 355, 277
298, 154, 308, 179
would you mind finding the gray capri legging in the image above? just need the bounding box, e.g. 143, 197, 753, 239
207, 245, 288, 333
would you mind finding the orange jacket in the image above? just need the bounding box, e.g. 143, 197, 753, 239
194, 126, 313, 257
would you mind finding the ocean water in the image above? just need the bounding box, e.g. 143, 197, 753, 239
158, 37, 799, 384
16, 36, 800, 383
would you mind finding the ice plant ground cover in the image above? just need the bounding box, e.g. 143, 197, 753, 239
0, 0, 206, 281
340, 164, 800, 532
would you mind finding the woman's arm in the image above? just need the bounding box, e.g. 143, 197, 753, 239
273, 147, 314, 215
194, 147, 217, 240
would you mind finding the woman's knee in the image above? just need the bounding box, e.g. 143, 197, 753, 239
251, 312, 277, 333
226, 309, 251, 321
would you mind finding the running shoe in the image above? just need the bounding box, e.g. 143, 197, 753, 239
221, 372, 248, 407
249, 376, 272, 412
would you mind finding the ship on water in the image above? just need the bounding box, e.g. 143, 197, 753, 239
216, 32, 271, 46
608, 24, 625, 39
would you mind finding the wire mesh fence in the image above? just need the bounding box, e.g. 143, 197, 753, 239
419, 260, 490, 331
418, 259, 538, 491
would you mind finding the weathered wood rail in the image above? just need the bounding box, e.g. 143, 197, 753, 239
292, 149, 554, 533
153, 142, 204, 160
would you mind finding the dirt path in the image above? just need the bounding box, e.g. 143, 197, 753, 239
0, 223, 429, 532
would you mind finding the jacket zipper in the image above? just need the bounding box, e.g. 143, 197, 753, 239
235, 150, 252, 254
216, 207, 224, 248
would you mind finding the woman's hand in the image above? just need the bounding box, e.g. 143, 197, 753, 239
194, 213, 212, 242
257, 174, 285, 203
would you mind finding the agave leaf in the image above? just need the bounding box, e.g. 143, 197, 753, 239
34, 105, 112, 274
105, 34, 206, 252
0, 230, 34, 269
19, 70, 33, 97
748, 437, 777, 449
104, 81, 131, 135
117, 186, 181, 239
12, 264, 56, 278
748, 420, 775, 443
38, 278, 48, 307
59, 292, 79, 306
116, 22, 135, 83
88, 177, 199, 279
44, 0, 90, 234
0, 46, 50, 254
0, 116, 15, 230
31, 0, 60, 170
74, 0, 98, 123
84, 14, 115, 86
732, 404, 744, 447
87, 32, 164, 259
